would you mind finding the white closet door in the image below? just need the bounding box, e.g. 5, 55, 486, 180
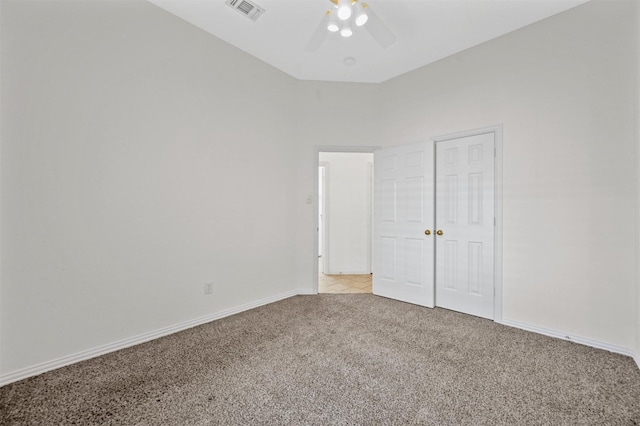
373, 141, 435, 307
435, 133, 495, 319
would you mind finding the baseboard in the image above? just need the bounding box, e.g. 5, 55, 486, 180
0, 289, 299, 387
502, 318, 636, 360
297, 288, 317, 295
4, 299, 636, 387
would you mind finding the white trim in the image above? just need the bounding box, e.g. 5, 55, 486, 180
494, 126, 504, 324
502, 317, 636, 359
3, 289, 636, 387
431, 125, 504, 323
319, 162, 330, 275
0, 290, 298, 387
366, 162, 374, 274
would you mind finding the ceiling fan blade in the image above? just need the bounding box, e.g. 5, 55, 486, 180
363, 4, 396, 48
305, 13, 330, 53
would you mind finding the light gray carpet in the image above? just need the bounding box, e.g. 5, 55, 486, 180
1, 294, 639, 425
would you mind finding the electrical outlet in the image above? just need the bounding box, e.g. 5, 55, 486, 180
204, 282, 214, 294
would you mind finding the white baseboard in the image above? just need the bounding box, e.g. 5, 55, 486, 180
4, 297, 637, 387
502, 317, 636, 360
0, 289, 299, 387
296, 288, 317, 295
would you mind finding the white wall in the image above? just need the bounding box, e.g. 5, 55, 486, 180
290, 1, 639, 358
635, 0, 640, 366
319, 152, 373, 274
1, 0, 638, 381
0, 0, 298, 376
379, 0, 638, 351
293, 81, 383, 291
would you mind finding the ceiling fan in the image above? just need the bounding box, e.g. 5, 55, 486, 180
305, 0, 397, 52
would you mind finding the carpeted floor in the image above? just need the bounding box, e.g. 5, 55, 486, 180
1, 294, 639, 425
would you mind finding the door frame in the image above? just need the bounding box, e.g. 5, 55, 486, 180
318, 162, 329, 274
311, 127, 503, 323
313, 146, 380, 293
432, 125, 503, 323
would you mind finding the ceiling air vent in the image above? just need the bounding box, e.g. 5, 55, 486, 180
225, 0, 265, 21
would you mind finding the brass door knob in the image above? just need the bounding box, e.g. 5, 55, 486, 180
436, 230, 444, 236
424, 230, 431, 235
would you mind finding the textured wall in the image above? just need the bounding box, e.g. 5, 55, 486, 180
1, 0, 298, 375
2, 0, 638, 380
378, 0, 638, 349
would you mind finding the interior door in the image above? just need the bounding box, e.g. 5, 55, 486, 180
435, 133, 495, 319
372, 141, 435, 307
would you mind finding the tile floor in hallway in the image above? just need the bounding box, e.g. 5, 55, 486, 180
318, 273, 372, 294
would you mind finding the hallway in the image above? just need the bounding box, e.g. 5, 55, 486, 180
318, 274, 372, 294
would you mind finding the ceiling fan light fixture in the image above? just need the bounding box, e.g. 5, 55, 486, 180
337, 0, 352, 20
354, 2, 368, 26
355, 12, 368, 26
337, 7, 351, 20
312, 0, 396, 51
327, 14, 340, 32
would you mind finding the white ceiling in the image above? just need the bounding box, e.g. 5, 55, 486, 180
148, 0, 588, 83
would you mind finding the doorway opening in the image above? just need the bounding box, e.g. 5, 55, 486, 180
314, 148, 377, 294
